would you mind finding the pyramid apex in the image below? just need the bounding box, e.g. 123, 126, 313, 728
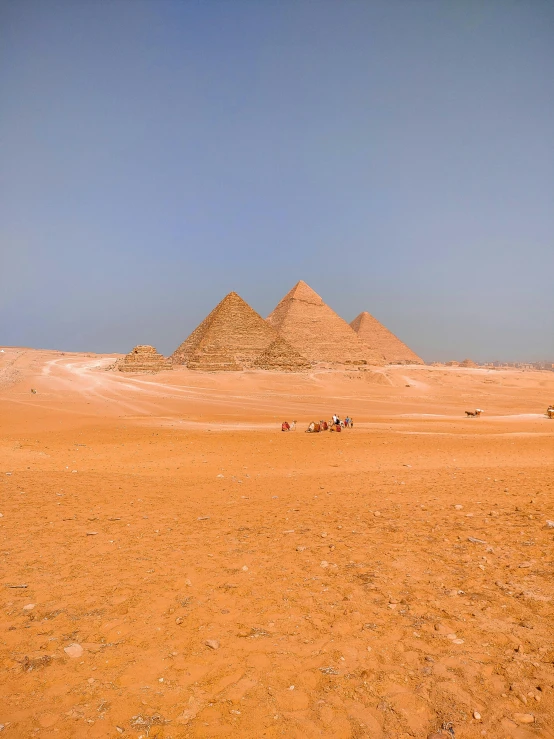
284, 280, 324, 305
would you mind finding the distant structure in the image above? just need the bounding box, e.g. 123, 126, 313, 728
171, 292, 309, 372
252, 337, 310, 372
350, 311, 423, 365
118, 345, 171, 373
266, 281, 384, 365
445, 360, 460, 366
460, 358, 478, 368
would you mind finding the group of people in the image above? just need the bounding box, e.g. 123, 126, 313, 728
304, 414, 354, 433
281, 415, 354, 432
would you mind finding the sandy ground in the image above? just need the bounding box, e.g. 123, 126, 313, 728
1, 347, 553, 738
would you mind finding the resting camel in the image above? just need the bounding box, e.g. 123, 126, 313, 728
547, 406, 554, 419
465, 409, 483, 417
306, 422, 321, 433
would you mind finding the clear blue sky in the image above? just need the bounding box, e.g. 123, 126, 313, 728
1, 0, 553, 362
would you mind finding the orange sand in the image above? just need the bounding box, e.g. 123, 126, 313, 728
1, 348, 553, 738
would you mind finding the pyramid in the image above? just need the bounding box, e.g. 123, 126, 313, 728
171, 291, 308, 371
350, 312, 424, 365
460, 358, 477, 368
117, 345, 171, 373
253, 336, 310, 372
266, 281, 384, 365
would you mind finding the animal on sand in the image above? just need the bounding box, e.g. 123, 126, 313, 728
547, 406, 554, 419
465, 409, 483, 417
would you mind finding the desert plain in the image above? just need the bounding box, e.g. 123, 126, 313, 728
1, 347, 553, 739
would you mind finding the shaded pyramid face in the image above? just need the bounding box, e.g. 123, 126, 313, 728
350, 312, 423, 365
266, 281, 384, 365
171, 292, 308, 371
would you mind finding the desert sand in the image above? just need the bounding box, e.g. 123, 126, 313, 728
1, 347, 553, 738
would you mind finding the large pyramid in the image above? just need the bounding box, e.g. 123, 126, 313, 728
266, 281, 384, 365
350, 312, 424, 365
171, 291, 309, 372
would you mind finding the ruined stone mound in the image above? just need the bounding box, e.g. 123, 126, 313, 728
171, 292, 308, 372
350, 311, 424, 365
460, 358, 478, 368
118, 345, 170, 373
266, 281, 384, 365
253, 336, 311, 372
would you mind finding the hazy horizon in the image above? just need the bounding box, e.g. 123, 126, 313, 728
2, 1, 553, 363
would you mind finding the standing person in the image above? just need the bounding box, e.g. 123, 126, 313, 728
350, 418, 354, 428
291, 420, 297, 430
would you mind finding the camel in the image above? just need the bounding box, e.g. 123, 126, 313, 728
465, 409, 483, 417
306, 422, 321, 433
547, 407, 554, 419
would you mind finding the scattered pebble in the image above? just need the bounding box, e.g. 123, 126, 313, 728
455, 505, 463, 510
22, 604, 35, 611
373, 511, 381, 517
197, 516, 210, 521
205, 640, 219, 650
296, 546, 306, 552
86, 532, 98, 536
513, 713, 534, 724
320, 561, 329, 568
64, 643, 84, 659
175, 617, 183, 625
241, 565, 248, 571
473, 711, 481, 720
546, 520, 554, 528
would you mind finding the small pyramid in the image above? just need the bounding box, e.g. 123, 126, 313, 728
266, 281, 384, 365
350, 312, 423, 365
253, 336, 310, 372
460, 358, 477, 368
171, 291, 308, 372
117, 345, 171, 373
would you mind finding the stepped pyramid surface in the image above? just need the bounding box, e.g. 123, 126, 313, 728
118, 345, 171, 373
253, 336, 310, 372
350, 312, 423, 365
171, 292, 308, 372
266, 281, 384, 365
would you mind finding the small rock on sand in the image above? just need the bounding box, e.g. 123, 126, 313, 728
455, 504, 463, 510
23, 604, 35, 611
513, 713, 534, 724
473, 711, 481, 720
205, 640, 219, 650
64, 643, 83, 659
546, 520, 554, 528
373, 511, 381, 517
320, 561, 329, 568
